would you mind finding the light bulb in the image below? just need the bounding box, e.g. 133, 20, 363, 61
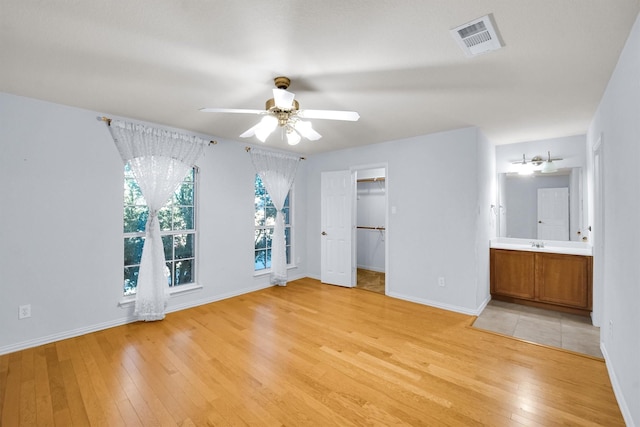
541, 151, 557, 173
255, 115, 278, 142
294, 120, 321, 141
287, 130, 301, 145
518, 154, 533, 175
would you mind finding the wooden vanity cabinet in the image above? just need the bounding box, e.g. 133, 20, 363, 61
490, 249, 592, 315
490, 249, 535, 299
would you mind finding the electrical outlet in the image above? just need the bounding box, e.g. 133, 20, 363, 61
438, 277, 446, 287
19, 304, 31, 319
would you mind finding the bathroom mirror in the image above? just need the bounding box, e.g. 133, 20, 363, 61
496, 167, 584, 241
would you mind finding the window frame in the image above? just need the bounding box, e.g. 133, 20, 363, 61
122, 165, 201, 299
254, 174, 294, 275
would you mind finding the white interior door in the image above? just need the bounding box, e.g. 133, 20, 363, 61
537, 187, 569, 240
321, 170, 353, 287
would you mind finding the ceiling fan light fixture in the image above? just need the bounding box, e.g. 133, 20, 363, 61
201, 76, 358, 145
294, 120, 322, 141
255, 115, 278, 142
287, 129, 301, 146
273, 89, 296, 110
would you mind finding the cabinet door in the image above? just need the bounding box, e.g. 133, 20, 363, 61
535, 253, 591, 309
491, 249, 535, 299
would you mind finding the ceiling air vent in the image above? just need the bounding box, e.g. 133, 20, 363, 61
450, 14, 503, 57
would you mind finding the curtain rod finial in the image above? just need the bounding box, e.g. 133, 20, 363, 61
245, 147, 251, 152
209, 140, 217, 145
98, 116, 112, 126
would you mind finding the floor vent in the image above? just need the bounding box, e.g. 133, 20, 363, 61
450, 14, 504, 57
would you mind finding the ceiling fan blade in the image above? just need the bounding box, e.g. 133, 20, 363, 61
239, 122, 260, 138
294, 120, 322, 141
297, 109, 360, 121
273, 89, 295, 109
199, 108, 265, 114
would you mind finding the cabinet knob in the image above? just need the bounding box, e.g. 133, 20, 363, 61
321, 231, 327, 236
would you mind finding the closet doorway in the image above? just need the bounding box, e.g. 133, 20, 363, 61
355, 166, 387, 294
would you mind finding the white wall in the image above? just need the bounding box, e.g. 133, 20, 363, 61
586, 12, 640, 427
0, 92, 308, 354
306, 127, 493, 314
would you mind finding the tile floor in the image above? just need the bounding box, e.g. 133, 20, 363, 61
473, 300, 602, 358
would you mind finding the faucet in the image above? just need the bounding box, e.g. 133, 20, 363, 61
530, 241, 545, 248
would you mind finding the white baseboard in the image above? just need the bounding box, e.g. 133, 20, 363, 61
356, 265, 385, 273
0, 317, 135, 356
476, 295, 491, 315
165, 282, 276, 314
386, 291, 484, 316
0, 281, 278, 356
601, 343, 636, 427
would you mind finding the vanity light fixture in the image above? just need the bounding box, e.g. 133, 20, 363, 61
513, 152, 562, 175
517, 154, 534, 175
540, 151, 560, 173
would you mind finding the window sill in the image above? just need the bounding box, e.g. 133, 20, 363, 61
118, 283, 203, 307
253, 264, 297, 278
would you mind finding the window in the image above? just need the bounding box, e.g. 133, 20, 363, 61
254, 174, 292, 271
123, 165, 197, 296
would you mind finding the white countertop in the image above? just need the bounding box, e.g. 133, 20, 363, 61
490, 238, 593, 256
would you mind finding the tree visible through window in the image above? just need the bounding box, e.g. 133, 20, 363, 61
123, 165, 197, 295
254, 174, 291, 271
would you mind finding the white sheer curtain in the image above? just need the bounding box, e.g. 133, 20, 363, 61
109, 120, 207, 321
250, 148, 300, 286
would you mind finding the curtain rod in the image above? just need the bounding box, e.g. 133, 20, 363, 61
245, 146, 305, 160
98, 116, 217, 145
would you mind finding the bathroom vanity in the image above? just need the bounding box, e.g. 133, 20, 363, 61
490, 239, 593, 316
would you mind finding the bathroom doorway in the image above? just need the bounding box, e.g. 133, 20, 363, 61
354, 166, 387, 294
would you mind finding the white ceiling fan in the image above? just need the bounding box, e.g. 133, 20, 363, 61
200, 77, 360, 145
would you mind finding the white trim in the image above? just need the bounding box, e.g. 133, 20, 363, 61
386, 291, 487, 316
253, 263, 298, 278
351, 162, 389, 290
164, 282, 274, 314
476, 295, 491, 314
0, 282, 276, 356
356, 265, 385, 273
601, 343, 635, 427
119, 282, 203, 307
0, 317, 134, 356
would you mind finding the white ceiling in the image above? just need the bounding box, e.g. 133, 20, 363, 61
2, 1, 639, 155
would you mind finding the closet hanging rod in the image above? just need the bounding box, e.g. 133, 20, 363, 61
357, 177, 385, 183
357, 226, 386, 230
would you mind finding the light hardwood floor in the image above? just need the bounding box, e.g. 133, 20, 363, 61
0, 278, 623, 426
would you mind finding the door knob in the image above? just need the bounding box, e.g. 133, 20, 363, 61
321, 231, 327, 235
538, 220, 542, 223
